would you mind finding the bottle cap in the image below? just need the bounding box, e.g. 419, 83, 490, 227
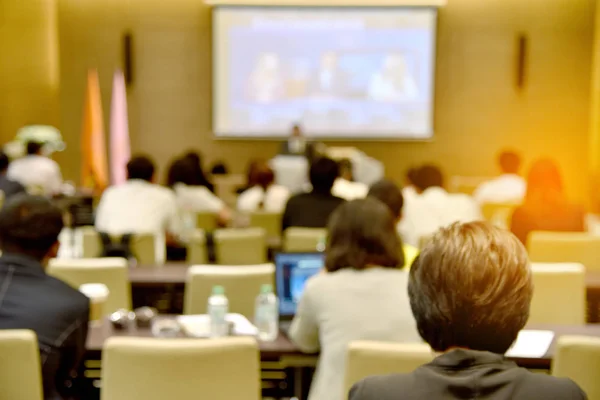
212, 285, 225, 295
260, 284, 273, 294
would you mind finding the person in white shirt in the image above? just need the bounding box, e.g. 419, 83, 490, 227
166, 157, 231, 227
95, 156, 182, 262
237, 162, 290, 212
399, 165, 483, 247
8, 142, 62, 196
473, 150, 527, 205
332, 159, 368, 201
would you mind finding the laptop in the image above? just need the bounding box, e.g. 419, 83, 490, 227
274, 252, 325, 333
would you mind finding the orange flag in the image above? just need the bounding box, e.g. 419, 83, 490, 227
81, 69, 109, 192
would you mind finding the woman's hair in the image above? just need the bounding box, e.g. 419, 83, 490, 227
254, 163, 275, 191
525, 158, 565, 206
325, 198, 402, 272
409, 222, 532, 354
166, 157, 198, 187
245, 159, 264, 188
182, 151, 214, 191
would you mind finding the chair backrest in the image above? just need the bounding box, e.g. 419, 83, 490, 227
101, 336, 260, 400
81, 227, 156, 264
214, 228, 267, 265
552, 335, 600, 400
249, 211, 282, 240
48, 257, 132, 313
186, 229, 208, 264
528, 231, 600, 271
344, 341, 433, 397
184, 264, 275, 319
283, 227, 326, 252
529, 263, 586, 325
481, 202, 520, 230
196, 212, 218, 232
0, 330, 43, 400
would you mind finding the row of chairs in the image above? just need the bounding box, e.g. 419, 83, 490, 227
71, 226, 326, 265
3, 330, 600, 400
47, 258, 588, 325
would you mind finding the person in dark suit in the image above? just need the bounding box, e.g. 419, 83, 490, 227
282, 157, 345, 232
511, 158, 585, 245
0, 151, 25, 201
280, 124, 316, 160
0, 195, 90, 400
349, 222, 586, 400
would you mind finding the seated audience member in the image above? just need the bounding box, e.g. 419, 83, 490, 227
402, 167, 419, 203
398, 165, 482, 247
95, 156, 182, 262
0, 195, 89, 400
8, 141, 63, 196
281, 157, 345, 231
332, 159, 368, 200
237, 162, 290, 212
349, 222, 586, 400
511, 158, 585, 245
0, 151, 25, 200
182, 151, 214, 193
474, 150, 527, 205
289, 198, 420, 400
210, 161, 229, 176
166, 157, 231, 225
236, 159, 263, 194
368, 179, 418, 268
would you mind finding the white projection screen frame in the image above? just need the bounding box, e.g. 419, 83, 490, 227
212, 6, 437, 139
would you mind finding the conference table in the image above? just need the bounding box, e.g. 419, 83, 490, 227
81, 318, 600, 400
130, 263, 600, 322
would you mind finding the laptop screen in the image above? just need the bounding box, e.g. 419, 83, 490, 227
275, 252, 325, 317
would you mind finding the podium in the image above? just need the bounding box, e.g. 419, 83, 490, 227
270, 147, 384, 193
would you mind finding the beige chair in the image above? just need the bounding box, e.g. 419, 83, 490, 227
249, 211, 282, 240
48, 258, 132, 313
481, 202, 519, 230
344, 341, 433, 397
552, 335, 600, 400
80, 227, 157, 265
196, 212, 218, 232
101, 336, 260, 400
186, 229, 208, 264
184, 264, 274, 319
529, 263, 586, 325
528, 231, 600, 271
214, 228, 267, 265
283, 227, 326, 252
0, 330, 43, 400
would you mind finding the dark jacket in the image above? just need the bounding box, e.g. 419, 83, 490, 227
282, 191, 345, 232
0, 175, 26, 202
349, 349, 586, 400
0, 254, 89, 400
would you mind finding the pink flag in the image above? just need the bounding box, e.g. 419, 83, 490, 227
109, 69, 131, 185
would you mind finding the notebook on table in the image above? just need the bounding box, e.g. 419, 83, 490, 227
274, 252, 325, 333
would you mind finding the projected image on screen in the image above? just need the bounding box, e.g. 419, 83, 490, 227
213, 7, 437, 139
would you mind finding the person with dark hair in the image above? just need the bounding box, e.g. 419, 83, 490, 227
237, 161, 290, 212
0, 151, 25, 200
210, 161, 229, 176
289, 198, 419, 400
331, 158, 368, 200
0, 194, 89, 400
95, 155, 182, 262
182, 151, 215, 193
511, 159, 584, 245
281, 157, 345, 231
474, 150, 527, 205
399, 164, 482, 247
349, 222, 585, 400
7, 140, 63, 196
166, 157, 231, 226
368, 179, 418, 268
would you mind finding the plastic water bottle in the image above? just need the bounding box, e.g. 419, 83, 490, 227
255, 284, 279, 341
208, 285, 229, 337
